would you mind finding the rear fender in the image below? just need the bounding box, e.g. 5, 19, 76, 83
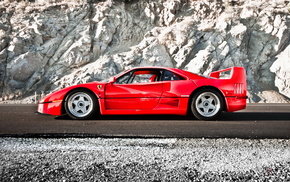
188, 86, 227, 114
209, 67, 247, 112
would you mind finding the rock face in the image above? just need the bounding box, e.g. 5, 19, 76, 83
0, 0, 290, 103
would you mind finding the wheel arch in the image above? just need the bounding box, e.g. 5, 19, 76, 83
187, 86, 227, 114
61, 87, 100, 115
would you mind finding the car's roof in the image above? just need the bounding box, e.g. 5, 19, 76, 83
130, 66, 201, 79
131, 66, 185, 73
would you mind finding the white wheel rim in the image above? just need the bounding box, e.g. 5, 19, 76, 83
195, 92, 221, 117
67, 92, 93, 118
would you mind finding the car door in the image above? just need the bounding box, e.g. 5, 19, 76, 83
104, 69, 163, 110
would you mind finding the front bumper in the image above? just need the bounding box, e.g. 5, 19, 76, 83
37, 101, 63, 116
35, 111, 51, 116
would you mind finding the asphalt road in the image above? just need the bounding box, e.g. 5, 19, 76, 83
0, 104, 289, 138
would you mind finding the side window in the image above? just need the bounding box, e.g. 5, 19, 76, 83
162, 70, 183, 81
131, 74, 154, 83
115, 70, 161, 84
130, 70, 161, 83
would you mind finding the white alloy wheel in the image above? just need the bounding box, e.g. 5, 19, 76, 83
191, 89, 224, 120
65, 90, 97, 119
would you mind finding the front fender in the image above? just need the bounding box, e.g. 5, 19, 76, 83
38, 82, 104, 116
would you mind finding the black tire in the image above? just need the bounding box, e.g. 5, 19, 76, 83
64, 89, 98, 120
191, 89, 224, 120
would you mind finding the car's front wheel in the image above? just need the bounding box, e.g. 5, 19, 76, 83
191, 89, 224, 120
64, 89, 98, 120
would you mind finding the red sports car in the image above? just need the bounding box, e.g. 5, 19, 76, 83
37, 66, 247, 120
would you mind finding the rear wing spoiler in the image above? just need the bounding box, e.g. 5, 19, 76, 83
210, 67, 247, 95
209, 67, 247, 95
209, 67, 246, 81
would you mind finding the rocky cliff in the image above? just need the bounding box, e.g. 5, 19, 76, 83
0, 0, 290, 103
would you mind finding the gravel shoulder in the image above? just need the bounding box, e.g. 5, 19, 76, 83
1, 138, 290, 181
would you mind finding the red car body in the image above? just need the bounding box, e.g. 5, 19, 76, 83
37, 67, 247, 120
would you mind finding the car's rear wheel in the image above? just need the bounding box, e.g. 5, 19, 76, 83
64, 89, 98, 120
191, 89, 224, 120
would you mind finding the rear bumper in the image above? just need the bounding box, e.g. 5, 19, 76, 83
225, 96, 247, 112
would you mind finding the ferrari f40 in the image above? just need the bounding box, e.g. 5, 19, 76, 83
37, 67, 247, 120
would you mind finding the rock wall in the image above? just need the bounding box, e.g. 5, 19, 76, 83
0, 0, 290, 103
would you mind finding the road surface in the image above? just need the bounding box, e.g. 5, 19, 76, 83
0, 104, 289, 138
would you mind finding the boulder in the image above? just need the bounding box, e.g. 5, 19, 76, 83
0, 0, 289, 103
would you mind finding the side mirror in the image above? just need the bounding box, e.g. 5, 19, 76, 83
108, 77, 116, 84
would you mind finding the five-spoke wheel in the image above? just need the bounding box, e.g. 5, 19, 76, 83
191, 89, 224, 120
65, 89, 98, 120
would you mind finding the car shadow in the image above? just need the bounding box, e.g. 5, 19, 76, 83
219, 112, 290, 121
55, 112, 290, 121
55, 114, 192, 120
